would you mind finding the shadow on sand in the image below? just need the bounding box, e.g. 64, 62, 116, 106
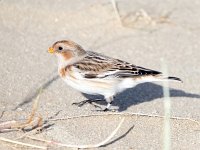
82, 82, 200, 112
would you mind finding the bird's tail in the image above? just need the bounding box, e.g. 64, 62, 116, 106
135, 67, 182, 83
166, 76, 182, 82
155, 75, 182, 83
136, 75, 183, 83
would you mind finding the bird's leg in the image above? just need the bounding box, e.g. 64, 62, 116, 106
96, 96, 115, 112
103, 102, 112, 112
72, 99, 104, 108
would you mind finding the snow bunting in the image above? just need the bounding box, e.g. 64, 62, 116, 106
48, 40, 182, 111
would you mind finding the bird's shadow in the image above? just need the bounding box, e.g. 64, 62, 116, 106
82, 83, 200, 112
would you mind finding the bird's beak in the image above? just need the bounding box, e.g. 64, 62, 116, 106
48, 47, 55, 54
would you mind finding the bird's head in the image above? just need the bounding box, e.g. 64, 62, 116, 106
48, 40, 86, 67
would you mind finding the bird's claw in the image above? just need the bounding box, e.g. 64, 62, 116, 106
93, 108, 118, 112
72, 99, 103, 108
72, 100, 89, 107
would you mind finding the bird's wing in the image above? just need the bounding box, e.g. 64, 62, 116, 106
73, 51, 162, 79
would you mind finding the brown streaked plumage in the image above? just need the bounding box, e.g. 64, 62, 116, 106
73, 51, 162, 79
48, 40, 182, 111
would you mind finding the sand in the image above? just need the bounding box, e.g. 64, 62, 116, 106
0, 0, 200, 149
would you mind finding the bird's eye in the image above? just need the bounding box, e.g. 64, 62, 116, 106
58, 46, 63, 50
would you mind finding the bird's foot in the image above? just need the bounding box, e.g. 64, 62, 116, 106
72, 99, 103, 108
94, 107, 118, 112
93, 103, 118, 112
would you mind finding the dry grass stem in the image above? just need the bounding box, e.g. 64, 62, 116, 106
0, 89, 43, 132
0, 120, 17, 133
26, 118, 125, 149
14, 89, 42, 129
48, 112, 200, 125
0, 137, 47, 149
110, 0, 122, 26
161, 59, 171, 150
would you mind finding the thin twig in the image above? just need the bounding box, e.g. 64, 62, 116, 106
0, 89, 43, 133
48, 112, 200, 125
0, 110, 5, 119
161, 58, 171, 150
0, 120, 17, 132
12, 88, 43, 129
0, 129, 20, 133
0, 137, 47, 149
110, 0, 123, 26
26, 118, 125, 149
0, 120, 21, 133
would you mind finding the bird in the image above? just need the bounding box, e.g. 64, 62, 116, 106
48, 40, 182, 111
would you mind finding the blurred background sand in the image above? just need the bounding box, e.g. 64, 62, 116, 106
0, 0, 200, 149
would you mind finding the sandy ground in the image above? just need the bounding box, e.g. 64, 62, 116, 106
0, 0, 200, 149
